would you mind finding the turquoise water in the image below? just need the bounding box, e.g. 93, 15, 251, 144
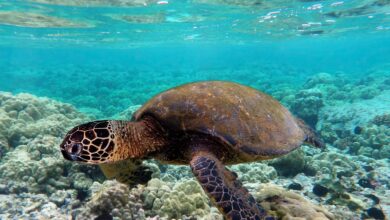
0, 0, 389, 219
1, 37, 389, 117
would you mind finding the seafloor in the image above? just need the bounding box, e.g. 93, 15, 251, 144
0, 64, 389, 220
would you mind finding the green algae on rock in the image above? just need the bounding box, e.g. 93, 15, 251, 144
255, 183, 335, 220
268, 148, 307, 177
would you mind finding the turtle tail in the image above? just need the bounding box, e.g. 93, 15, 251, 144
295, 117, 325, 149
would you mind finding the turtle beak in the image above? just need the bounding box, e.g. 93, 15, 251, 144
60, 141, 84, 162
61, 149, 82, 162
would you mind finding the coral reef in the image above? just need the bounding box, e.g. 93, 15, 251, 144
0, 92, 87, 149
290, 89, 324, 127
318, 90, 389, 145
255, 183, 335, 220
77, 180, 146, 220
301, 150, 389, 216
0, 66, 389, 219
372, 113, 390, 127
0, 92, 101, 195
303, 72, 339, 89
268, 148, 307, 177
231, 162, 278, 183
142, 178, 218, 219
0, 191, 78, 219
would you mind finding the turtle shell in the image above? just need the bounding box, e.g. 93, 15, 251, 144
133, 81, 305, 160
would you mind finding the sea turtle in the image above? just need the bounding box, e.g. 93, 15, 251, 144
60, 81, 324, 220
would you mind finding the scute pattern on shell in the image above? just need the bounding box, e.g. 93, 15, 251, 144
133, 81, 305, 160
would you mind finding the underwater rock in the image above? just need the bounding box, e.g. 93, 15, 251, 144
288, 182, 303, 191
327, 192, 370, 211
77, 180, 145, 220
0, 135, 102, 195
303, 72, 337, 89
366, 207, 385, 220
268, 148, 306, 177
321, 90, 389, 129
0, 141, 66, 194
354, 125, 389, 158
142, 178, 217, 219
331, 123, 389, 158
0, 138, 8, 159
0, 192, 78, 219
309, 151, 360, 193
302, 72, 350, 101
357, 87, 380, 100
364, 194, 380, 205
372, 113, 390, 127
290, 89, 324, 127
0, 92, 96, 194
318, 90, 390, 149
313, 184, 329, 197
0, 92, 88, 148
304, 149, 390, 216
354, 125, 363, 134
255, 183, 335, 219
318, 122, 339, 144
358, 178, 376, 189
232, 162, 278, 183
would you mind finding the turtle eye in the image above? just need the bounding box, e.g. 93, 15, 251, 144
70, 143, 82, 154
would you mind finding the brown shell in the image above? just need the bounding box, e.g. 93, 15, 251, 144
133, 81, 305, 159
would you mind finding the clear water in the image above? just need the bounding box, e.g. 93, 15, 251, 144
0, 0, 389, 219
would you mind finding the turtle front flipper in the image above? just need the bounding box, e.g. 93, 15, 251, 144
190, 152, 267, 220
99, 159, 152, 186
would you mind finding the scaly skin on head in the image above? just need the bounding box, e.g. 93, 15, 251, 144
60, 117, 168, 164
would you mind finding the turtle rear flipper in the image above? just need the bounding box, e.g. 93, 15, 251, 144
99, 159, 152, 186
295, 117, 325, 149
190, 152, 267, 220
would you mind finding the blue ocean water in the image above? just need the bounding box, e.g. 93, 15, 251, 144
1, 36, 389, 117
0, 1, 389, 114
0, 0, 389, 219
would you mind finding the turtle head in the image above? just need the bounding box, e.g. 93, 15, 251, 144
60, 121, 117, 164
